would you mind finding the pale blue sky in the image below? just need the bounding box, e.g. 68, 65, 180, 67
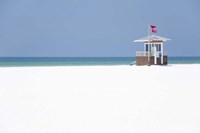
0, 0, 199, 57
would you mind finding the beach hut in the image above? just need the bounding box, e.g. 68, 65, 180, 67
134, 35, 171, 66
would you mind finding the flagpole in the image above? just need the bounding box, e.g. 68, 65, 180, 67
148, 24, 150, 65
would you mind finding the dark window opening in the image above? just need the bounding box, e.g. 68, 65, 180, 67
146, 44, 148, 51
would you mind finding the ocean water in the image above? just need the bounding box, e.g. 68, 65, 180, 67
0, 57, 200, 67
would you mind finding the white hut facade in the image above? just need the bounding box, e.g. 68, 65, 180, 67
134, 35, 170, 65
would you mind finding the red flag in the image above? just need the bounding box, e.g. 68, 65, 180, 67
150, 25, 156, 29
152, 29, 157, 33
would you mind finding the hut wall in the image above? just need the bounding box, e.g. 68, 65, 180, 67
136, 56, 154, 66
163, 56, 168, 65
136, 56, 168, 65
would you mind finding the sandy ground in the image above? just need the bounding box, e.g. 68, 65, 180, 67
0, 65, 200, 133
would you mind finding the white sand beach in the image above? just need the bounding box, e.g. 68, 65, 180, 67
0, 65, 200, 133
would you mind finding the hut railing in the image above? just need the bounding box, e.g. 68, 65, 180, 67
136, 51, 168, 57
136, 51, 152, 56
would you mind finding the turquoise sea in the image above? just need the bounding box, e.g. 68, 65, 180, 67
0, 57, 200, 67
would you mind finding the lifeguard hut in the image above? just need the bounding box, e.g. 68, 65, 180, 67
133, 25, 170, 66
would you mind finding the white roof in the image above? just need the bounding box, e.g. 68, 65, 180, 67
134, 35, 171, 42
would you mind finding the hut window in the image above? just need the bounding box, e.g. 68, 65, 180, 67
158, 44, 161, 51
156, 44, 159, 51
146, 44, 148, 51
156, 44, 161, 51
